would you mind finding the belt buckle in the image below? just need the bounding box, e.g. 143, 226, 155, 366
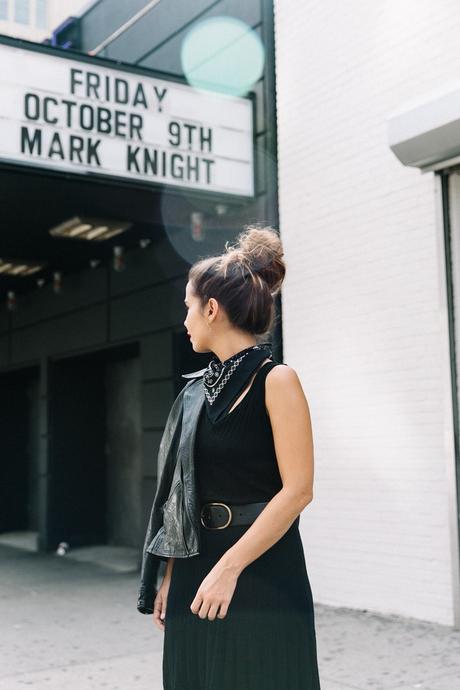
200, 502, 233, 530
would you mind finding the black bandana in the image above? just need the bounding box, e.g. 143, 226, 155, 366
203, 342, 272, 423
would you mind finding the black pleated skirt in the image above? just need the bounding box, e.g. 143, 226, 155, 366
162, 516, 321, 689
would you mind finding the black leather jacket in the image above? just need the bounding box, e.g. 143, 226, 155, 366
137, 366, 206, 615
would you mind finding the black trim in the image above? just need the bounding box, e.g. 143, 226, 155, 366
261, 0, 283, 363
440, 171, 460, 558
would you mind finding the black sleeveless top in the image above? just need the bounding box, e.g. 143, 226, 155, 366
194, 360, 284, 504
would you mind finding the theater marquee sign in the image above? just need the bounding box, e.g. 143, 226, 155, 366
0, 40, 254, 197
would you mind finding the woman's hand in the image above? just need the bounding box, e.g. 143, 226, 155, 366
153, 574, 172, 632
190, 560, 239, 621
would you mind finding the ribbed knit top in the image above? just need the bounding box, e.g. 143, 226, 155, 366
194, 360, 284, 504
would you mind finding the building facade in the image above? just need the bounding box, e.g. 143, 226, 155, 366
0, 0, 91, 43
0, 1, 280, 569
274, 0, 460, 627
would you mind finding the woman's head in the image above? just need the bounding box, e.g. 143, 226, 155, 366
184, 225, 286, 354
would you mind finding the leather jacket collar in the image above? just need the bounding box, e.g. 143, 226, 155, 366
137, 366, 206, 614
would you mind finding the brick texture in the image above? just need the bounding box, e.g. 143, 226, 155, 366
274, 0, 460, 625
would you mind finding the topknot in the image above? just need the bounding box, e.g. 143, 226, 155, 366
222, 225, 285, 294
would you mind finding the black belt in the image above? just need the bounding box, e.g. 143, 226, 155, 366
200, 501, 269, 530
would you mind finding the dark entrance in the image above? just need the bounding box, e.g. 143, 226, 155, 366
0, 366, 40, 537
47, 343, 140, 550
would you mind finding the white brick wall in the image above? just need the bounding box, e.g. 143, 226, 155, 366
274, 0, 460, 625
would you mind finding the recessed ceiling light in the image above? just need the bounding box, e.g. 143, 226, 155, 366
69, 224, 93, 237
49, 215, 132, 241
0, 258, 45, 276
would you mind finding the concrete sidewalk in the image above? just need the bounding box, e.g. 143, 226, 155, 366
1, 543, 459, 690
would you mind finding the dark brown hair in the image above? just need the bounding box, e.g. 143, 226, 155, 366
188, 225, 286, 335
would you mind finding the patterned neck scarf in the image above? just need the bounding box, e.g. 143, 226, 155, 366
203, 342, 272, 423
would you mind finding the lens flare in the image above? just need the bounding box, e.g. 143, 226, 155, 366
157, 141, 277, 266
181, 16, 265, 97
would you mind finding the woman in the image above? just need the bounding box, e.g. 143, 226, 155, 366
152, 226, 321, 689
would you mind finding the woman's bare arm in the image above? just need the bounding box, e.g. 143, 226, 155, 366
218, 364, 314, 576
165, 557, 175, 579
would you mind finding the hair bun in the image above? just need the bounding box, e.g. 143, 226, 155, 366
225, 225, 286, 294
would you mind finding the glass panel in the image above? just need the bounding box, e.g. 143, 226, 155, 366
0, 0, 8, 20
35, 0, 46, 28
14, 0, 30, 24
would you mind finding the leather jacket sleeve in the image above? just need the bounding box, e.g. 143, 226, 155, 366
136, 380, 192, 614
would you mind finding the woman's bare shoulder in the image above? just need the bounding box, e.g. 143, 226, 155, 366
265, 363, 308, 404
266, 362, 300, 382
